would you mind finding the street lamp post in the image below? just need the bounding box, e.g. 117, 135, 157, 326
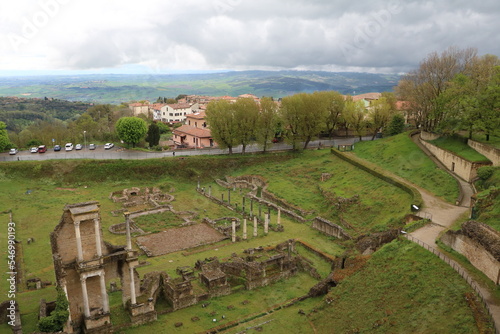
83, 131, 87, 150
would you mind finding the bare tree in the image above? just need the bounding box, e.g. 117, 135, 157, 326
396, 47, 477, 131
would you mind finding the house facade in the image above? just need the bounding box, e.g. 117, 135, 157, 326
161, 103, 200, 123
129, 102, 150, 116
172, 111, 215, 149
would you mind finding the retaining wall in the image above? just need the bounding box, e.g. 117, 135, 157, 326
419, 138, 491, 182
468, 139, 500, 166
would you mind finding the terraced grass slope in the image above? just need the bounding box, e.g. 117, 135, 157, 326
310, 239, 491, 334
354, 132, 459, 203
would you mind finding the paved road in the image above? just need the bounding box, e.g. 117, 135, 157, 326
0, 137, 372, 162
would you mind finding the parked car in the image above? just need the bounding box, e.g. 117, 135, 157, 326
89, 143, 96, 150
75, 144, 82, 150
30, 147, 38, 153
54, 145, 61, 151
38, 145, 47, 153
104, 143, 114, 150
9, 148, 18, 155
65, 143, 73, 151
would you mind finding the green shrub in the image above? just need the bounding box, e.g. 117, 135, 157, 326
477, 166, 495, 181
38, 287, 69, 332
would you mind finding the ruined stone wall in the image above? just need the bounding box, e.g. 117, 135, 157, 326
441, 221, 500, 284
63, 270, 107, 326
468, 139, 500, 166
311, 217, 351, 240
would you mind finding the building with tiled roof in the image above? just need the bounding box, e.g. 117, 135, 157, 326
160, 103, 200, 123
172, 111, 215, 148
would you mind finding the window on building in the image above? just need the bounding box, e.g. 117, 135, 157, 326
169, 113, 173, 116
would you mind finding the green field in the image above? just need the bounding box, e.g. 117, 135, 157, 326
353, 132, 460, 203
0, 151, 490, 333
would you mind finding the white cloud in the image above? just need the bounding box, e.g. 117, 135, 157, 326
1, 0, 500, 74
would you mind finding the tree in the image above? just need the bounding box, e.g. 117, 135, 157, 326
396, 47, 477, 131
87, 104, 112, 122
443, 55, 500, 139
369, 97, 394, 140
343, 98, 367, 141
205, 100, 239, 154
387, 114, 405, 136
280, 93, 327, 150
319, 91, 345, 139
256, 97, 279, 152
145, 122, 161, 147
0, 121, 11, 151
477, 66, 500, 141
234, 98, 259, 154
115, 117, 147, 148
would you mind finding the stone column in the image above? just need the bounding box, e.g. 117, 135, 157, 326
94, 219, 102, 257
264, 213, 269, 234
277, 209, 281, 225
243, 219, 247, 240
242, 197, 246, 213
232, 220, 236, 243
197, 177, 200, 190
80, 277, 90, 317
129, 266, 137, 305
74, 221, 83, 262
125, 213, 132, 250
259, 205, 262, 219
253, 216, 258, 237
228, 189, 231, 205
99, 272, 109, 313
208, 185, 211, 197
250, 199, 253, 217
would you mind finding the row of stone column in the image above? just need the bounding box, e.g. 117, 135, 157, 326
231, 210, 282, 242
199, 185, 282, 222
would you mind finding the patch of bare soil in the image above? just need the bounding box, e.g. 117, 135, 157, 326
136, 223, 226, 256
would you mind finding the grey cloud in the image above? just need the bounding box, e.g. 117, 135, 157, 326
9, 0, 500, 73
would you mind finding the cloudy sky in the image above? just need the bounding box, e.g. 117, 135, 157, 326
1, 0, 499, 75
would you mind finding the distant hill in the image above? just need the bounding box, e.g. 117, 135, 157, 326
0, 70, 401, 104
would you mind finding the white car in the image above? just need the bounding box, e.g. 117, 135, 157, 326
9, 148, 18, 155
104, 143, 114, 150
30, 147, 38, 153
65, 143, 74, 151
75, 144, 83, 150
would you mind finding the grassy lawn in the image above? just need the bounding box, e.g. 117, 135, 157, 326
231, 149, 412, 236
309, 238, 491, 334
354, 132, 459, 203
430, 136, 490, 162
